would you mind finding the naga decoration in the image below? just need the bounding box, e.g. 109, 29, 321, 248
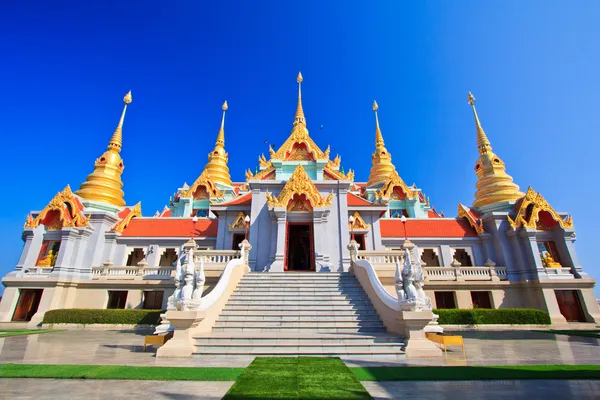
112, 202, 142, 233
457, 203, 485, 235
507, 187, 573, 230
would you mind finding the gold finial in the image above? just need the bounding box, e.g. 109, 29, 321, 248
202, 100, 232, 186
367, 100, 396, 187
467, 91, 491, 155
373, 100, 384, 148
468, 92, 524, 209
107, 90, 132, 153
294, 72, 305, 125
76, 91, 132, 207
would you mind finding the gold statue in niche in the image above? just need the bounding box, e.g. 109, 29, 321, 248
541, 252, 562, 269
37, 250, 55, 267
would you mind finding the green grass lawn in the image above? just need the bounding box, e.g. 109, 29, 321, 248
0, 329, 61, 337
0, 364, 243, 381
542, 330, 600, 339
352, 365, 600, 381
223, 357, 372, 400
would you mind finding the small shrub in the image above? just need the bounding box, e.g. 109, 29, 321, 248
43, 309, 163, 325
434, 308, 551, 325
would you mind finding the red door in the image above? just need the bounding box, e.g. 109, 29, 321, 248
12, 289, 43, 321
284, 222, 315, 271
555, 290, 586, 322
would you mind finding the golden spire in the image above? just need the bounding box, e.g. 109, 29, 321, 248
468, 92, 524, 209
367, 100, 396, 187
373, 100, 384, 148
107, 91, 132, 153
203, 101, 232, 186
76, 91, 132, 207
294, 72, 305, 126
468, 92, 492, 155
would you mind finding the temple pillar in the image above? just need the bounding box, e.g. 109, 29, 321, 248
312, 208, 331, 271
506, 229, 527, 280
520, 229, 546, 280
439, 245, 454, 266
269, 208, 287, 272
16, 227, 44, 271
101, 231, 119, 265
52, 228, 81, 278
562, 230, 588, 278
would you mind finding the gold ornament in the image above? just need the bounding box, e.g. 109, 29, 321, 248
26, 185, 91, 230
36, 250, 55, 267
266, 165, 333, 208
76, 91, 132, 207
507, 187, 574, 230
541, 252, 562, 269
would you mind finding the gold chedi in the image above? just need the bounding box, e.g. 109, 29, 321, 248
367, 101, 396, 187
468, 92, 523, 209
76, 91, 132, 207
203, 101, 232, 187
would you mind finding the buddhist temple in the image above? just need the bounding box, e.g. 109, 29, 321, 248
1, 76, 598, 349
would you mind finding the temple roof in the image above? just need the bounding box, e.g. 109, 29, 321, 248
380, 219, 477, 238
120, 218, 218, 237
347, 192, 382, 207
215, 192, 252, 207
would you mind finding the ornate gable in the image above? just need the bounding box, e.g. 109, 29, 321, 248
112, 202, 142, 233
246, 162, 276, 181
181, 170, 224, 199
228, 212, 247, 229
507, 187, 573, 230
375, 170, 418, 200
350, 211, 370, 230
457, 203, 484, 235
25, 185, 90, 230
269, 124, 330, 161
265, 165, 333, 208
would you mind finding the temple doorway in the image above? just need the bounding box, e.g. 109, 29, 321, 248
285, 223, 314, 271
12, 289, 43, 321
555, 290, 586, 322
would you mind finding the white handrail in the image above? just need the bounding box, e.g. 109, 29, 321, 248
354, 258, 401, 311
198, 257, 244, 311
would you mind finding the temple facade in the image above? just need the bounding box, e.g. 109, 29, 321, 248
1, 74, 599, 327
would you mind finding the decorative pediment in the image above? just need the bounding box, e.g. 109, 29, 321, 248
323, 160, 354, 182
375, 170, 418, 200
350, 211, 370, 230
269, 124, 329, 161
24, 185, 90, 231
266, 165, 333, 208
229, 212, 247, 229
112, 202, 142, 233
507, 187, 573, 230
287, 194, 313, 212
258, 154, 270, 168
181, 170, 224, 199
457, 203, 484, 235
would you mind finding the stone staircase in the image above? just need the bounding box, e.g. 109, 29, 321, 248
193, 272, 405, 358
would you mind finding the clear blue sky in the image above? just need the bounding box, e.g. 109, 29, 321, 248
1, 2, 599, 294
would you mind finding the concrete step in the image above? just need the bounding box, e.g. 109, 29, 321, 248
193, 346, 403, 355
217, 315, 382, 322
219, 310, 377, 316
194, 335, 404, 345
234, 287, 364, 293
225, 301, 373, 306
212, 327, 387, 333
229, 294, 368, 300
223, 304, 377, 311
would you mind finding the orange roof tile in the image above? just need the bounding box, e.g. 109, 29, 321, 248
121, 219, 218, 237
347, 193, 381, 207
216, 192, 252, 206
380, 219, 477, 238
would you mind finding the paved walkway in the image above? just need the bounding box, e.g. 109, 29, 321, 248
0, 329, 599, 367
0, 378, 234, 400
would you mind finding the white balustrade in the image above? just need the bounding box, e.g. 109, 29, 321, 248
357, 251, 403, 270
91, 265, 173, 280
193, 250, 240, 271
